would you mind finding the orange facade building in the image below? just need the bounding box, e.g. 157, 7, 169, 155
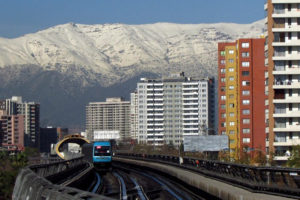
218, 39, 268, 159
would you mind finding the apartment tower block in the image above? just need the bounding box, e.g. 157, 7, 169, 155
86, 97, 131, 141
135, 72, 215, 146
265, 0, 300, 161
218, 39, 267, 159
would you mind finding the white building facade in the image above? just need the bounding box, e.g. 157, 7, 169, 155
134, 72, 215, 146
266, 0, 300, 161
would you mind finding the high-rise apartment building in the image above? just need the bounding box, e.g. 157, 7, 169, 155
218, 39, 267, 159
86, 97, 131, 141
0, 96, 40, 148
0, 112, 25, 151
265, 1, 300, 161
135, 72, 215, 146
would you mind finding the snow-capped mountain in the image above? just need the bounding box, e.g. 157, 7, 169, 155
0, 20, 264, 86
0, 20, 264, 127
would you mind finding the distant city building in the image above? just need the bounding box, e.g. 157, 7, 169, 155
40, 127, 64, 153
0, 112, 25, 151
265, 0, 300, 161
134, 72, 215, 146
57, 127, 69, 141
86, 97, 131, 141
0, 96, 40, 148
218, 39, 267, 159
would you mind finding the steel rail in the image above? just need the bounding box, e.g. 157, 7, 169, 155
113, 172, 127, 200
91, 172, 101, 193
129, 177, 148, 200
138, 171, 184, 200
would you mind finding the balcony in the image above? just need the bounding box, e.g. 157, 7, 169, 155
182, 87, 198, 91
273, 111, 300, 117
183, 127, 199, 131
274, 97, 300, 103
273, 25, 300, 33
272, 10, 300, 18
274, 125, 300, 132
273, 66, 300, 75
264, 3, 267, 11
274, 156, 289, 161
273, 80, 300, 89
274, 139, 300, 146
273, 40, 300, 47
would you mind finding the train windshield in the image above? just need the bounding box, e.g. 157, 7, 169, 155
94, 146, 110, 156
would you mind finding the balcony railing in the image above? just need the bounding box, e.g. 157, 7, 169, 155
274, 51, 285, 57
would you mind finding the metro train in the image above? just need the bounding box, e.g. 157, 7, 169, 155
81, 141, 112, 170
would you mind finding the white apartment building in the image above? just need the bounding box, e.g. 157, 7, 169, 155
134, 72, 215, 146
86, 97, 130, 141
266, 0, 300, 161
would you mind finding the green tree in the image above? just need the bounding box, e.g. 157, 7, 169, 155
287, 145, 300, 168
0, 149, 32, 200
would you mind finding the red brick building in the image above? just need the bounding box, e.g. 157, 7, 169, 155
218, 38, 268, 159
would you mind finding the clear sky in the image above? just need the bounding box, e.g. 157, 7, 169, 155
0, 0, 265, 38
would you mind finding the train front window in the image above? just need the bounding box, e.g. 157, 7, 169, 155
94, 146, 110, 156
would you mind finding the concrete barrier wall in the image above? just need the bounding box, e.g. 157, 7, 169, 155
114, 157, 297, 200
13, 158, 112, 200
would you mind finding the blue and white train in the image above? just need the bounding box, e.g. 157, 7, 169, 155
81, 141, 112, 170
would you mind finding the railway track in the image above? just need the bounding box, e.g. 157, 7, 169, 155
87, 165, 207, 200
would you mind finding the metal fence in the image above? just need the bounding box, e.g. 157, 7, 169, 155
116, 153, 300, 198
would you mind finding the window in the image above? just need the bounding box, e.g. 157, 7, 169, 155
242, 71, 250, 76
242, 81, 250, 86
221, 131, 226, 135
229, 103, 234, 108
242, 138, 250, 143
229, 130, 235, 135
228, 59, 234, 63
220, 86, 225, 92
220, 60, 225, 65
242, 52, 249, 57
229, 94, 234, 99
221, 104, 225, 109
221, 113, 226, 118
221, 69, 226, 74
229, 112, 234, 117
221, 95, 226, 100
220, 51, 225, 56
221, 122, 226, 127
242, 90, 250, 96
229, 68, 234, 72
229, 85, 234, 90
242, 43, 249, 48
228, 50, 234, 54
230, 139, 235, 144
243, 128, 250, 134
221, 78, 226, 82
242, 109, 250, 115
229, 76, 234, 81
229, 122, 235, 126
243, 119, 250, 124
242, 100, 250, 105
242, 62, 250, 67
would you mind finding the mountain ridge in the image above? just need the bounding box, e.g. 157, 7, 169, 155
0, 20, 265, 127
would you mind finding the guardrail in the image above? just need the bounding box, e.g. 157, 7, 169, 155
13, 157, 112, 200
116, 153, 300, 198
